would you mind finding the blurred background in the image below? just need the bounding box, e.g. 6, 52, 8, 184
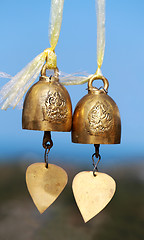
0, 0, 144, 239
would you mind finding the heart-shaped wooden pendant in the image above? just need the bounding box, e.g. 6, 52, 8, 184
26, 163, 68, 214
72, 171, 116, 223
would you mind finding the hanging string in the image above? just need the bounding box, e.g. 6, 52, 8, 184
0, 0, 64, 110
0, 0, 106, 109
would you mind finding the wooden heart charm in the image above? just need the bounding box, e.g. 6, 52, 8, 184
26, 163, 68, 214
72, 171, 116, 223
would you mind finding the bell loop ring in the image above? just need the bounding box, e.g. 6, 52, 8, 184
88, 74, 109, 94
41, 64, 59, 80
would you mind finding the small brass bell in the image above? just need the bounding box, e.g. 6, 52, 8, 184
72, 75, 121, 144
22, 66, 72, 131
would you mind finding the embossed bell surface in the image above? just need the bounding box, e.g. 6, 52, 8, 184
22, 69, 72, 131
72, 75, 121, 144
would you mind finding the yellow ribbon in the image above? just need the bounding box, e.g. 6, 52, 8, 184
95, 0, 105, 76
44, 48, 57, 69
49, 0, 64, 51
44, 0, 65, 67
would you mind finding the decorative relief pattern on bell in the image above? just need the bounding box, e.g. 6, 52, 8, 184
87, 100, 113, 135
42, 90, 68, 122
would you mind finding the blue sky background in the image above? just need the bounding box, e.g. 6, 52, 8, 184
0, 0, 144, 165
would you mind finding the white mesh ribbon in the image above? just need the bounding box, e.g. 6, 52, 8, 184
59, 72, 92, 85
49, 0, 64, 50
96, 0, 105, 76
0, 53, 46, 110
0, 72, 12, 79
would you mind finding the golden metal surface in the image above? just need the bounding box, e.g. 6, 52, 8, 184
72, 171, 116, 223
72, 75, 121, 144
26, 163, 68, 214
22, 67, 72, 131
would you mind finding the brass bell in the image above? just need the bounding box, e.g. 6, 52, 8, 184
72, 75, 121, 144
22, 66, 72, 132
